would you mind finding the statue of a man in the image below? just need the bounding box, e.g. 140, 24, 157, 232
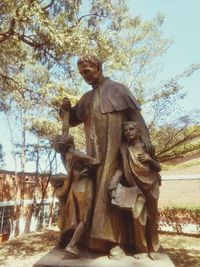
59, 56, 153, 258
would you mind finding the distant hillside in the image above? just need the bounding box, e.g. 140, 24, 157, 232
161, 153, 200, 175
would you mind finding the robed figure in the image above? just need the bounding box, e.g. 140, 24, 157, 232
59, 56, 153, 256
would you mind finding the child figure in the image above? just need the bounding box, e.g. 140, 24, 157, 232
52, 133, 99, 256
109, 121, 161, 260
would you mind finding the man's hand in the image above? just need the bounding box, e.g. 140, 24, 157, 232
61, 97, 71, 111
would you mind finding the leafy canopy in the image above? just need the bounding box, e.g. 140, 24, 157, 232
0, 0, 200, 169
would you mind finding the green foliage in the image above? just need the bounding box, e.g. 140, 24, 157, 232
28, 118, 61, 138
0, 0, 170, 85
153, 123, 200, 162
0, 0, 200, 167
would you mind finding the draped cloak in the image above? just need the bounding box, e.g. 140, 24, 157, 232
120, 143, 160, 200
68, 78, 141, 244
119, 143, 160, 252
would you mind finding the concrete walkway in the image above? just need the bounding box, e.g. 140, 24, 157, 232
161, 174, 200, 180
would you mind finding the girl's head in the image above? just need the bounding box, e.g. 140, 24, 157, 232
123, 121, 142, 142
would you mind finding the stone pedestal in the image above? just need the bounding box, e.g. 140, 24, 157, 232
33, 247, 175, 267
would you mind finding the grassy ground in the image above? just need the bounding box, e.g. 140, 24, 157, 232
160, 234, 200, 267
161, 157, 200, 175
159, 179, 200, 208
159, 156, 200, 208
0, 229, 200, 267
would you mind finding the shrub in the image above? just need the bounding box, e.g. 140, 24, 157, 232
159, 206, 200, 235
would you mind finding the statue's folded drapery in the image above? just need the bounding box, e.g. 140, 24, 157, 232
68, 78, 141, 245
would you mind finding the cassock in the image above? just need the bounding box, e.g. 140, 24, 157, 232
66, 77, 142, 246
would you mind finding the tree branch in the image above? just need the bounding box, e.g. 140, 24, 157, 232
70, 12, 107, 29
0, 72, 54, 108
128, 49, 151, 90
0, 18, 15, 43
156, 134, 193, 157
19, 34, 63, 63
42, 0, 54, 11
158, 143, 200, 162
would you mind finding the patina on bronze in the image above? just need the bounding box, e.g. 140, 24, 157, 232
109, 121, 161, 260
54, 55, 160, 260
51, 103, 99, 257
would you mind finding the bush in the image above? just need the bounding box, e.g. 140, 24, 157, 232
159, 205, 200, 235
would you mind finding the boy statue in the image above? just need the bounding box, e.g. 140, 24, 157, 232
109, 121, 161, 260
51, 133, 99, 256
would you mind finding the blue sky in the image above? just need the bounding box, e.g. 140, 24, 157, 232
129, 0, 200, 111
1, 0, 200, 171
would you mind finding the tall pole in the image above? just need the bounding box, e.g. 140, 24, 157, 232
61, 98, 70, 135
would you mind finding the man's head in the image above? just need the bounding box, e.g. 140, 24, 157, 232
77, 55, 103, 86
123, 121, 142, 142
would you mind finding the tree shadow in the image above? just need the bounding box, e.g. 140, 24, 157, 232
0, 229, 58, 266
165, 248, 200, 267
1, 230, 200, 267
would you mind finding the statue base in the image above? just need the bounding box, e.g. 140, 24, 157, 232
33, 247, 175, 267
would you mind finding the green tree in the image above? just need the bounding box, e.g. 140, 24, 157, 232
0, 0, 169, 90
0, 0, 199, 164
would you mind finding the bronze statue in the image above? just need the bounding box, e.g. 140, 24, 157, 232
109, 121, 161, 259
55, 55, 160, 259
51, 100, 99, 256
51, 133, 99, 256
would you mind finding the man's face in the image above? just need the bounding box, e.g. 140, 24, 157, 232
78, 62, 101, 85
124, 124, 139, 142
